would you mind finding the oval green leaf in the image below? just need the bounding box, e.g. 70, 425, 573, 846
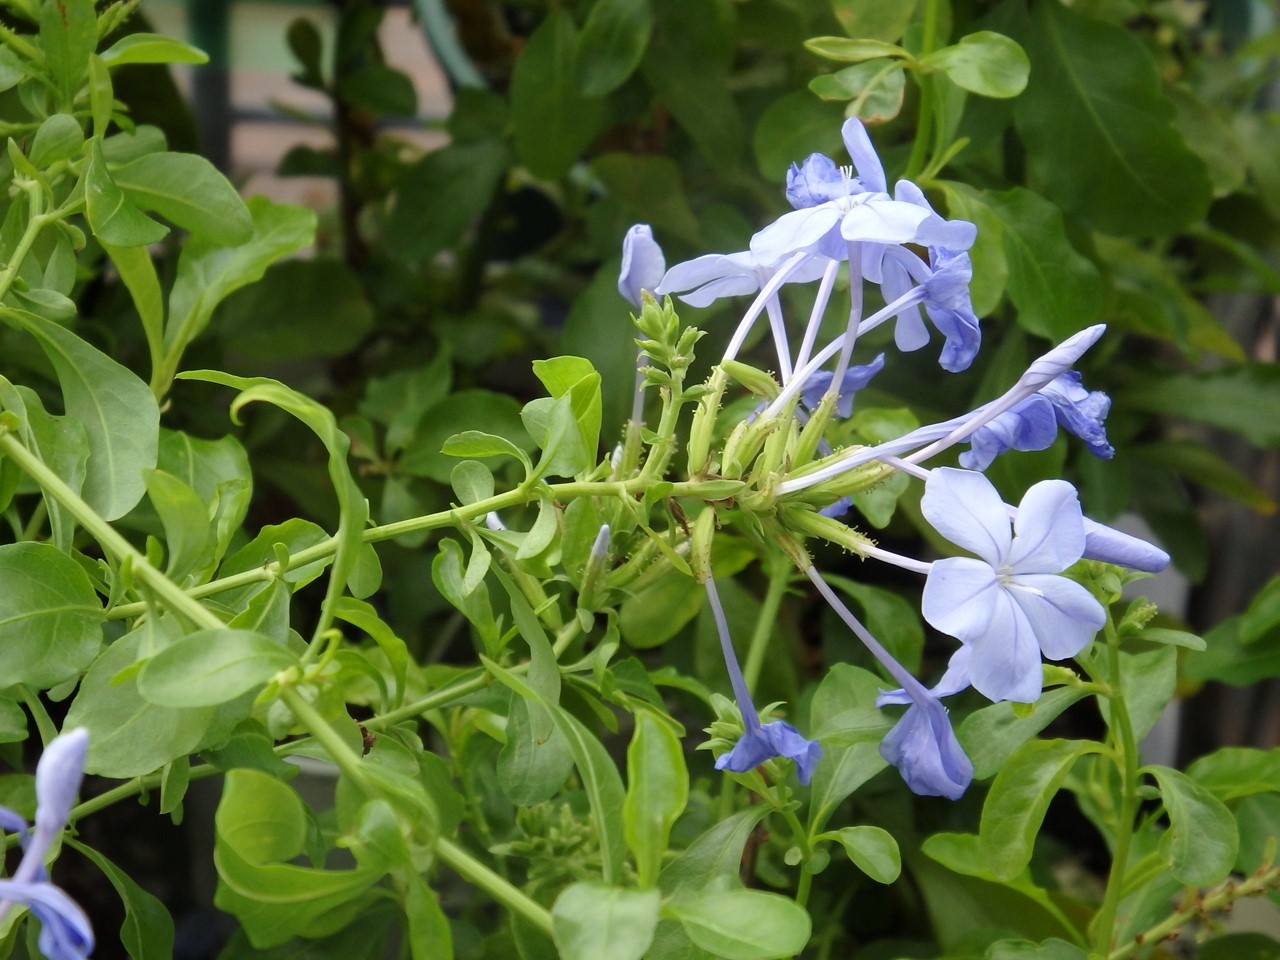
138, 630, 298, 707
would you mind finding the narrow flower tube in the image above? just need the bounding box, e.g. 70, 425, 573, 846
704, 578, 822, 785
806, 567, 972, 799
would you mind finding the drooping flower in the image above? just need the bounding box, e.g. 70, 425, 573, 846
959, 372, 1114, 470
656, 249, 830, 308
0, 728, 94, 960
806, 568, 973, 800
618, 224, 666, 310
704, 578, 822, 785
799, 353, 885, 417
921, 469, 1106, 703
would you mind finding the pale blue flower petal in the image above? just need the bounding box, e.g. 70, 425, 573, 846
959, 396, 1058, 470
921, 557, 1000, 642
0, 807, 28, 837
1042, 372, 1114, 459
841, 117, 886, 194
1006, 479, 1087, 573
878, 698, 972, 800
618, 224, 666, 309
800, 353, 885, 417
1007, 574, 1105, 661
965, 595, 1045, 703
877, 646, 973, 707
786, 153, 847, 208
839, 199, 932, 245
1081, 519, 1170, 572
750, 206, 844, 266
715, 720, 823, 786
34, 729, 87, 837
921, 468, 1012, 566
0, 881, 94, 960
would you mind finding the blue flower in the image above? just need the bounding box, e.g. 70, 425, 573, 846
618, 224, 666, 309
752, 119, 975, 267
1081, 518, 1169, 572
1041, 372, 1114, 460
874, 647, 975, 800
704, 579, 822, 785
714, 719, 823, 786
799, 353, 885, 417
958, 372, 1114, 471
0, 728, 94, 960
921, 469, 1106, 703
959, 394, 1059, 470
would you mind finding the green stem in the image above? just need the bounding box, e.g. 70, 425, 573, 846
15, 685, 56, 746
1108, 865, 1280, 960
781, 807, 815, 908
1090, 617, 1141, 954
742, 561, 791, 695
0, 431, 224, 631
903, 0, 941, 180
280, 686, 554, 937
435, 837, 555, 937
0, 185, 49, 304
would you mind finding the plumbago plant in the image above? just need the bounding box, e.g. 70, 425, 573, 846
0, 4, 1278, 960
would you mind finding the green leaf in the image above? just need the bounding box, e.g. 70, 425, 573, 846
0, 47, 24, 93
659, 807, 769, 895
450, 460, 494, 506
577, 0, 653, 96
337, 64, 417, 116
1188, 747, 1280, 801
1013, 1, 1211, 236
979, 739, 1099, 881
937, 181, 1007, 317
1131, 440, 1275, 513
385, 138, 509, 261
432, 540, 501, 656
85, 138, 169, 246
830, 0, 918, 43
531, 355, 602, 476
923, 32, 1028, 98
982, 187, 1104, 341
1095, 645, 1177, 742
39, 0, 96, 108
144, 468, 215, 583
178, 371, 367, 641
156, 428, 252, 570
1241, 576, 1280, 646
552, 883, 660, 960
138, 630, 298, 707
65, 622, 217, 777
442, 430, 532, 475
619, 567, 702, 649
1, 309, 158, 519
166, 197, 315, 356
807, 663, 892, 832
1199, 934, 1280, 960
752, 92, 845, 183
29, 114, 83, 167
100, 33, 208, 67
1118, 363, 1280, 449
1186, 614, 1280, 687
985, 939, 1087, 960
1147, 765, 1239, 886
624, 712, 688, 888
824, 576, 923, 673
641, 0, 743, 172
331, 597, 409, 705
0, 542, 102, 688
113, 152, 253, 245
398, 390, 527, 484
101, 241, 164, 371
0, 382, 87, 551
823, 825, 900, 883
214, 770, 385, 947
497, 693, 574, 806
959, 685, 1090, 780
668, 889, 811, 960
804, 37, 910, 62
1139, 627, 1206, 651
404, 873, 453, 960
592, 154, 700, 244
68, 839, 175, 960
510, 11, 606, 180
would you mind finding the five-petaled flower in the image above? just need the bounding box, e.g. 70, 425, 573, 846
921, 468, 1106, 703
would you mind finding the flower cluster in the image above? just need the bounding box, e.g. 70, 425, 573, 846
0, 728, 94, 960
619, 118, 1169, 799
